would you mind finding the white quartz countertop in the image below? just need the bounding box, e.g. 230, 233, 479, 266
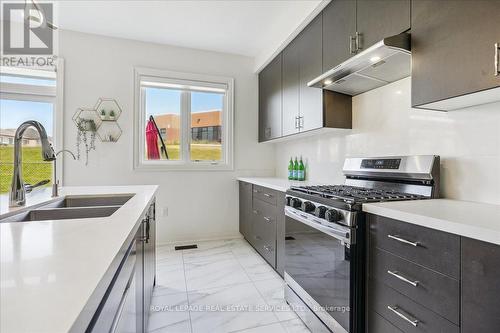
0, 185, 158, 333
237, 177, 320, 192
363, 199, 500, 246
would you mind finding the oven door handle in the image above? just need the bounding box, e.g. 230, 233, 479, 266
285, 207, 352, 244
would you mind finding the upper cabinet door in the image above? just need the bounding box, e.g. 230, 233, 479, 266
258, 55, 282, 142
356, 0, 410, 51
282, 39, 300, 136
322, 0, 356, 72
411, 0, 500, 108
298, 14, 323, 132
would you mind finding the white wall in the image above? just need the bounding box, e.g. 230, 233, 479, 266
59, 30, 275, 244
275, 77, 500, 205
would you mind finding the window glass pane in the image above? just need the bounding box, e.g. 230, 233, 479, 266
0, 74, 56, 86
190, 91, 223, 161
144, 87, 181, 161
0, 99, 53, 194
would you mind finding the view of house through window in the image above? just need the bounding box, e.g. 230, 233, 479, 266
140, 74, 228, 166
0, 69, 56, 194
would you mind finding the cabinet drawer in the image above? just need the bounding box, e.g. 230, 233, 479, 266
252, 198, 277, 267
370, 248, 459, 324
252, 185, 278, 206
368, 310, 403, 333
369, 215, 460, 279
369, 280, 459, 333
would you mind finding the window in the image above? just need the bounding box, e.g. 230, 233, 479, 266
0, 64, 63, 194
134, 68, 233, 170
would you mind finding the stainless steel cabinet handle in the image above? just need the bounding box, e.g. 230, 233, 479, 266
253, 210, 259, 215
263, 193, 273, 198
349, 35, 356, 54
295, 116, 299, 129
387, 306, 419, 327
298, 116, 304, 129
263, 216, 273, 223
388, 234, 420, 247
355, 31, 362, 51
495, 42, 499, 76
253, 189, 260, 193
387, 270, 419, 287
263, 245, 273, 252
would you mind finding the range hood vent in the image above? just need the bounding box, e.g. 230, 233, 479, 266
308, 33, 411, 96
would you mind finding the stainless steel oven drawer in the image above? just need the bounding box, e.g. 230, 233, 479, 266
369, 215, 460, 279
369, 279, 459, 333
369, 248, 459, 324
285, 285, 331, 333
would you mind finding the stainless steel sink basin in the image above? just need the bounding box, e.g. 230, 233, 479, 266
0, 194, 134, 223
43, 194, 133, 208
3, 206, 121, 222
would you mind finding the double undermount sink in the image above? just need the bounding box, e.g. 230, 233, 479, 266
1, 194, 133, 223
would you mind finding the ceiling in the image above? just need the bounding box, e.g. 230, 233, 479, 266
57, 0, 323, 64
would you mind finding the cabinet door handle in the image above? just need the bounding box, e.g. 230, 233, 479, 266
349, 35, 356, 54
495, 42, 499, 76
253, 210, 259, 215
298, 116, 304, 129
263, 193, 273, 198
387, 270, 419, 287
388, 234, 420, 247
295, 116, 299, 129
263, 216, 273, 223
263, 245, 273, 252
355, 31, 362, 52
387, 306, 419, 327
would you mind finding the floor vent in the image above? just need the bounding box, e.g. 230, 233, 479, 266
285, 236, 295, 240
175, 244, 198, 251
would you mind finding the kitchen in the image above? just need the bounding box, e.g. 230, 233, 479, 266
0, 1, 499, 333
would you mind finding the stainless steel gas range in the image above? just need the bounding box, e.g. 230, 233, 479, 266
284, 155, 440, 333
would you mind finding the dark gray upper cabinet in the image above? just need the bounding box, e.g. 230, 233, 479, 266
282, 38, 300, 136
258, 55, 282, 142
356, 0, 410, 52
297, 14, 323, 132
322, 0, 356, 72
411, 0, 500, 109
461, 238, 500, 332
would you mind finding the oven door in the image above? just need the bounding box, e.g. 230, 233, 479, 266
284, 206, 354, 333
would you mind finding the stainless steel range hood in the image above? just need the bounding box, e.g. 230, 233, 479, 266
308, 33, 411, 96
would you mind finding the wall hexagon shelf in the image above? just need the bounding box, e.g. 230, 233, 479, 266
95, 98, 123, 122
73, 98, 123, 143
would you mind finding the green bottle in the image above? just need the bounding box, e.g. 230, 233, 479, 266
288, 158, 294, 180
293, 157, 299, 180
298, 157, 305, 181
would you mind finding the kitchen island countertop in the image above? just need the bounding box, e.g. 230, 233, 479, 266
0, 185, 158, 333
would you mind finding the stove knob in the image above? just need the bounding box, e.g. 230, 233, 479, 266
315, 206, 327, 218
325, 209, 341, 222
302, 201, 315, 213
291, 198, 302, 209
285, 196, 292, 206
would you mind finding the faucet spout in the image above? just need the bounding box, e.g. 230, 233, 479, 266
9, 120, 56, 207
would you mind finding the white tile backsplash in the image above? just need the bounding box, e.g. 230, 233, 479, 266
275, 77, 500, 204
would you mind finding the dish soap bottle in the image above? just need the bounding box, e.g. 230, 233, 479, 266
293, 157, 299, 180
298, 157, 305, 181
288, 158, 294, 180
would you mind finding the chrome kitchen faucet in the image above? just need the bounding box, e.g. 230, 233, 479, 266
9, 120, 56, 207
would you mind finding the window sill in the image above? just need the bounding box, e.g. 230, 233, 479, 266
133, 161, 234, 172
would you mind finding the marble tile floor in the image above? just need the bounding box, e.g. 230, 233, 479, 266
148, 238, 312, 333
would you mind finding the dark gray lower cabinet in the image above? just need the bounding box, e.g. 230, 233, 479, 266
88, 200, 156, 333
239, 182, 252, 240
239, 181, 285, 276
137, 202, 156, 332
368, 214, 500, 333
461, 237, 500, 333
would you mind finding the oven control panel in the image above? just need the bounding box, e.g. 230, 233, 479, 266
360, 158, 401, 169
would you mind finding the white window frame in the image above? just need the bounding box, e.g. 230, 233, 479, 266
0, 59, 65, 183
133, 67, 234, 171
